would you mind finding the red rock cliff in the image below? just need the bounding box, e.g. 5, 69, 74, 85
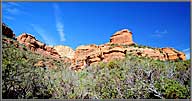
17, 33, 61, 59
110, 29, 134, 45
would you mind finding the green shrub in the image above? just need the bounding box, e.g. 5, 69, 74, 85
155, 78, 189, 99
109, 44, 119, 49
2, 37, 190, 99
107, 60, 120, 69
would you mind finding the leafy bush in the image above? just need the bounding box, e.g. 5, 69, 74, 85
155, 78, 189, 99
2, 40, 52, 98
109, 44, 119, 49
130, 44, 155, 49
2, 37, 190, 99
107, 60, 120, 69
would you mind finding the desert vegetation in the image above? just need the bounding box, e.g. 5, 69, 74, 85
2, 36, 190, 99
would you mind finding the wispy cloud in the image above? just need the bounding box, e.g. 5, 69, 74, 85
7, 2, 21, 7
182, 48, 190, 52
152, 30, 168, 37
53, 3, 66, 42
6, 8, 20, 15
4, 16, 15, 20
31, 24, 56, 45
182, 48, 190, 60
2, 2, 25, 21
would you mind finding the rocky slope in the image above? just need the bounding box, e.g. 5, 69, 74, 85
2, 23, 186, 71
53, 45, 75, 59
16, 33, 61, 59
68, 29, 186, 70
2, 24, 62, 59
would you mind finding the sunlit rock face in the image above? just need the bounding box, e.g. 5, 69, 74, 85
53, 45, 75, 59
2, 23, 186, 71
17, 33, 61, 59
110, 29, 134, 45
161, 47, 186, 61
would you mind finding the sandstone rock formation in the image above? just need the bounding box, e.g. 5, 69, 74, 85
53, 45, 75, 59
2, 23, 186, 71
161, 47, 186, 60
2, 23, 15, 38
67, 29, 186, 71
17, 33, 61, 59
102, 46, 126, 62
2, 38, 20, 48
110, 29, 134, 45
70, 44, 100, 70
70, 43, 186, 71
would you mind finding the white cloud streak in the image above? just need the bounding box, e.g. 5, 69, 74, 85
2, 2, 23, 20
152, 30, 168, 37
3, 2, 30, 21
53, 3, 66, 42
4, 16, 15, 20
7, 2, 21, 7
182, 48, 190, 52
6, 8, 20, 15
31, 24, 56, 45
182, 48, 190, 60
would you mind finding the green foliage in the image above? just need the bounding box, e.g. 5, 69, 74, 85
109, 44, 119, 49
2, 37, 190, 99
107, 60, 120, 69
155, 78, 189, 99
131, 44, 154, 49
2, 39, 53, 99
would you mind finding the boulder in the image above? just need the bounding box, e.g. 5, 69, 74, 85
110, 29, 134, 45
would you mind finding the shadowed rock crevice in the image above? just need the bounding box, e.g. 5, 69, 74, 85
2, 23, 15, 38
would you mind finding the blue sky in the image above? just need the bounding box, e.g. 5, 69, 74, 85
2, 2, 190, 59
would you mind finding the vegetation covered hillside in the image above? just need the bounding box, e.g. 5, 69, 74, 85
2, 36, 190, 99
